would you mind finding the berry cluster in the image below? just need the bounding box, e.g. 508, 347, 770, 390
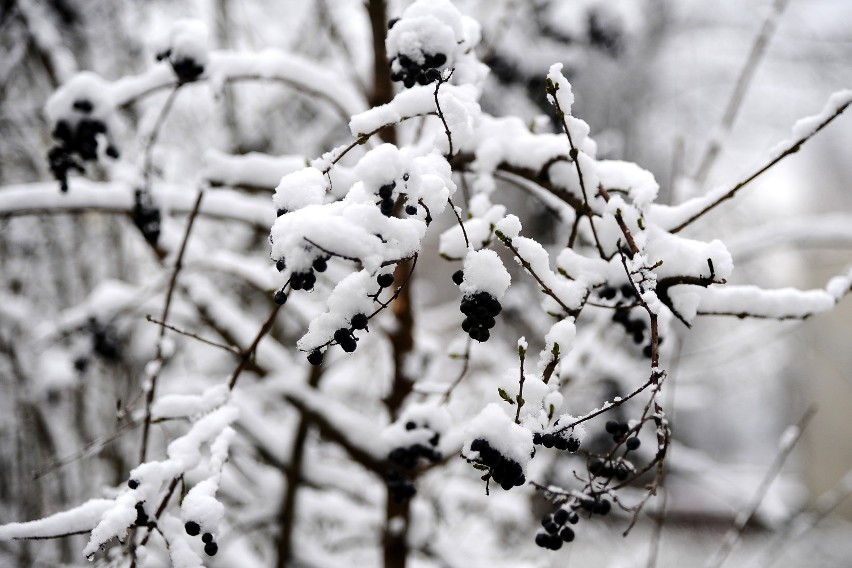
597, 283, 636, 303
387, 18, 448, 89
388, 433, 441, 469
468, 438, 525, 490
590, 457, 635, 481
389, 52, 446, 88
132, 190, 161, 246
605, 420, 640, 450
184, 521, 218, 556
48, 100, 117, 192
156, 50, 204, 83
535, 507, 578, 550
378, 181, 396, 217
578, 494, 612, 516
533, 431, 580, 453
600, 283, 663, 358
386, 421, 442, 502
459, 290, 502, 342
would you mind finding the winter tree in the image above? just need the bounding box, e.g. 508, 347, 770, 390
1, 0, 851, 567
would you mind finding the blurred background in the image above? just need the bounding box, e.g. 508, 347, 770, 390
1, 0, 851, 566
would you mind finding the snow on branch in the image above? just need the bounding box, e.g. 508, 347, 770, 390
651, 88, 852, 233
0, 180, 272, 227
110, 49, 368, 120
0, 499, 114, 541
693, 280, 845, 320
202, 149, 307, 191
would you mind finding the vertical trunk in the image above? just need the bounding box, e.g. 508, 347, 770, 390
276, 365, 323, 568
214, 0, 241, 152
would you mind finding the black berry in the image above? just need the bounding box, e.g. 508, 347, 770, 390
307, 350, 323, 366
127, 479, 139, 490
350, 313, 369, 330
405, 205, 417, 215
202, 532, 213, 544
185, 521, 200, 536
273, 289, 288, 305
203, 541, 218, 556
312, 257, 328, 272
377, 273, 394, 288
626, 437, 641, 451
452, 270, 464, 285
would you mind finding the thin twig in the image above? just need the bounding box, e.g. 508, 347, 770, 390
755, 469, 852, 568
494, 230, 575, 315
693, 0, 791, 184
548, 84, 606, 257
144, 314, 241, 354
447, 197, 470, 249
514, 345, 526, 424
433, 70, 456, 157
441, 336, 472, 404
704, 405, 818, 568
321, 113, 436, 175
227, 304, 282, 391
142, 86, 181, 194
139, 189, 205, 463
672, 99, 852, 233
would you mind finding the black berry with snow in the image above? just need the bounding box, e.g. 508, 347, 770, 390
154, 20, 210, 84
377, 272, 395, 288
467, 438, 525, 490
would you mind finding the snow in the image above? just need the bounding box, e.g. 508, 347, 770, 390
0, 499, 114, 540
204, 150, 306, 189
546, 63, 575, 116
152, 384, 231, 421
644, 226, 733, 282
827, 268, 852, 300
350, 87, 435, 137
494, 214, 522, 241
0, 180, 272, 228
273, 167, 328, 212
439, 195, 506, 258
696, 285, 836, 319
154, 19, 210, 68
542, 319, 576, 359
597, 159, 659, 209
160, 514, 205, 568
387, 0, 488, 88
464, 403, 534, 468
459, 249, 510, 298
